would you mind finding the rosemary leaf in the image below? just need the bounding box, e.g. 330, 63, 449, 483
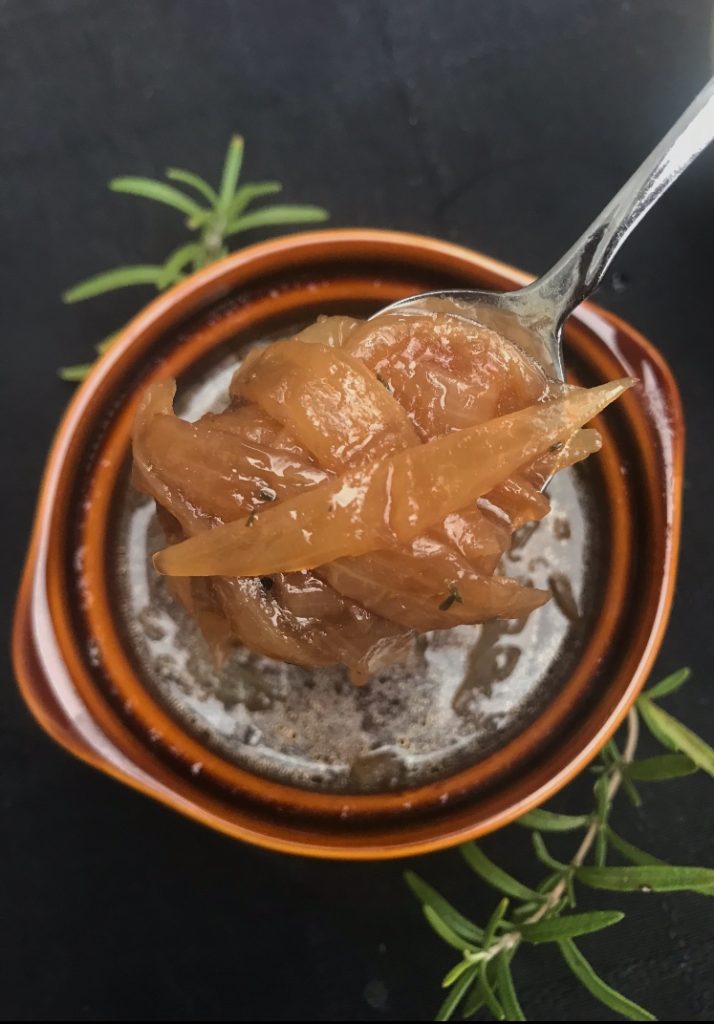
228, 180, 283, 219
460, 976, 486, 1018
593, 775, 610, 866
644, 667, 691, 701
109, 176, 205, 219
558, 939, 656, 1021
436, 963, 479, 1022
536, 870, 562, 895
565, 872, 577, 908
577, 864, 714, 894
606, 828, 665, 867
61, 329, 118, 377
625, 753, 698, 781
405, 872, 484, 944
493, 953, 525, 1021
520, 911, 623, 943
186, 210, 214, 230
461, 845, 542, 901
605, 834, 714, 896
158, 242, 204, 289
483, 897, 510, 944
636, 698, 678, 751
225, 203, 329, 237
621, 773, 643, 807
63, 265, 164, 303
517, 808, 588, 832
165, 167, 219, 205
58, 363, 93, 381
479, 963, 505, 1021
443, 957, 480, 989
423, 906, 477, 952
217, 135, 245, 217
531, 832, 568, 871
95, 332, 118, 355
638, 698, 714, 778
601, 740, 619, 766
594, 774, 610, 822
511, 901, 540, 921
462, 960, 511, 1018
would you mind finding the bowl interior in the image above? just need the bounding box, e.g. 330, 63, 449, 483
110, 328, 606, 795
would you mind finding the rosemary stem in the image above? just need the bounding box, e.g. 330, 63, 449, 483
484, 708, 640, 960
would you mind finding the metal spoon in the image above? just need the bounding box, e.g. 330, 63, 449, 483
375, 76, 714, 381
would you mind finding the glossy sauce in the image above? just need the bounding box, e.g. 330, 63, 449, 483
132, 303, 624, 683
115, 391, 598, 793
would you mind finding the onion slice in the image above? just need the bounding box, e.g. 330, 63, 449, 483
154, 378, 633, 578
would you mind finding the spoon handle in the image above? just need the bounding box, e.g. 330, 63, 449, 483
531, 75, 714, 328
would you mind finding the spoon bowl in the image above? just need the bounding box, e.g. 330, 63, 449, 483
372, 286, 567, 379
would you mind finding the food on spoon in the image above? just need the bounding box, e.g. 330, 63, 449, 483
133, 304, 632, 683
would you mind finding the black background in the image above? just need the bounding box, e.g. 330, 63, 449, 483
3, 1, 714, 1020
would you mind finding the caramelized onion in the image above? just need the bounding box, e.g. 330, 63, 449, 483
133, 305, 631, 682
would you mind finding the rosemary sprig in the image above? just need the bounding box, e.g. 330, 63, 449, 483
407, 667, 714, 1021
59, 135, 329, 380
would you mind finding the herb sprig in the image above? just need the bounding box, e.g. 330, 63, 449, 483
59, 136, 329, 380
407, 668, 714, 1021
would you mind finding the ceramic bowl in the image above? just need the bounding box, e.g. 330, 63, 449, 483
12, 230, 682, 859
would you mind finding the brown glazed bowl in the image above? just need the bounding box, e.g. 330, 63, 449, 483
12, 229, 683, 859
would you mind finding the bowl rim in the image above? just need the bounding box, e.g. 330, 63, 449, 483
12, 228, 684, 859
76, 299, 631, 818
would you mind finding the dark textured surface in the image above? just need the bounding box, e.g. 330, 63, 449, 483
2, 1, 714, 1020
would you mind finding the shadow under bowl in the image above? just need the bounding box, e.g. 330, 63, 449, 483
13, 229, 683, 859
